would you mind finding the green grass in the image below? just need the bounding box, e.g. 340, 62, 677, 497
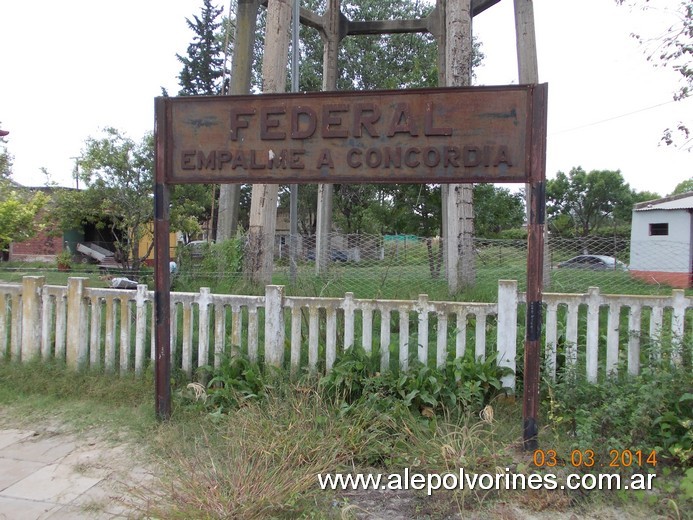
0, 359, 690, 519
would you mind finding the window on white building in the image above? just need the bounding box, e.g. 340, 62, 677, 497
649, 223, 669, 236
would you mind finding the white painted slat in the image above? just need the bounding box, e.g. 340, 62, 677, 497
290, 306, 302, 373
11, 293, 21, 361
135, 286, 147, 375
182, 302, 193, 377
231, 306, 242, 353
380, 308, 391, 372
606, 302, 620, 376
343, 292, 354, 350
585, 288, 600, 383
544, 302, 558, 380
197, 289, 211, 369
475, 312, 487, 361
90, 297, 102, 368
41, 291, 52, 360
456, 311, 466, 360
649, 305, 663, 361
628, 305, 642, 375
417, 295, 429, 365
399, 305, 409, 370
362, 305, 373, 354
0, 295, 6, 359
436, 311, 447, 369
248, 306, 258, 363
104, 297, 116, 373
565, 302, 579, 366
214, 304, 226, 369
326, 307, 337, 371
308, 306, 319, 372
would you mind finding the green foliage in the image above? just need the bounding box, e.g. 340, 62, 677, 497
547, 167, 635, 237
672, 177, 693, 195
175, 237, 245, 292
206, 355, 268, 410
473, 184, 525, 237
319, 346, 510, 418
176, 0, 228, 96
545, 361, 693, 466
0, 183, 47, 252
74, 128, 154, 272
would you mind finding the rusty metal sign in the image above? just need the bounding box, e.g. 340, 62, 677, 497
153, 83, 548, 423
157, 84, 546, 185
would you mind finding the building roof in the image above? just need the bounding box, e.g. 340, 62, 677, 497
634, 191, 693, 211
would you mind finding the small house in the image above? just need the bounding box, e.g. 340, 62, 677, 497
629, 192, 693, 288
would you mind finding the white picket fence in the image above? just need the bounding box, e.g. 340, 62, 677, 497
0, 277, 690, 389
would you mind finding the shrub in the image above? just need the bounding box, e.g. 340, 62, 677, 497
545, 361, 693, 467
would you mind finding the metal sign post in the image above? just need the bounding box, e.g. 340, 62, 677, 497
154, 84, 547, 448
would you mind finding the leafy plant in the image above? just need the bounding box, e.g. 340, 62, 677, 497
176, 353, 268, 412
319, 346, 511, 419
544, 360, 693, 466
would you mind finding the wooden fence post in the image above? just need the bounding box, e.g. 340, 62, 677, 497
264, 285, 285, 367
497, 280, 518, 393
21, 276, 45, 362
66, 277, 89, 369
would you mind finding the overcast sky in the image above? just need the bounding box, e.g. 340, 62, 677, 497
1, 0, 690, 196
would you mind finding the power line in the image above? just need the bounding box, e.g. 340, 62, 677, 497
550, 98, 682, 136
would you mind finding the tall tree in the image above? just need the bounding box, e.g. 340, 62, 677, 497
76, 128, 156, 272
175, 0, 234, 241
672, 177, 693, 194
177, 0, 227, 96
546, 167, 634, 237
473, 184, 525, 238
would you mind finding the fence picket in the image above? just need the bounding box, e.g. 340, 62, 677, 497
586, 287, 600, 383
2, 276, 691, 388
628, 304, 642, 375
379, 308, 391, 372
606, 302, 620, 376
417, 295, 429, 365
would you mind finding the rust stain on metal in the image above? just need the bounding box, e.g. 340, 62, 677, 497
158, 85, 545, 185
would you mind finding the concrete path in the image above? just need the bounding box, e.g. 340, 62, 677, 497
0, 427, 155, 519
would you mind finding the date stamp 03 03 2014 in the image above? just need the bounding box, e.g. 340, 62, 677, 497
532, 448, 658, 470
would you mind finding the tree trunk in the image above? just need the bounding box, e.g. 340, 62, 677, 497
244, 0, 293, 284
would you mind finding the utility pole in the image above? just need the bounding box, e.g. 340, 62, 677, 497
217, 0, 261, 240
244, 0, 293, 284
289, 0, 300, 283
314, 0, 341, 276
444, 0, 475, 293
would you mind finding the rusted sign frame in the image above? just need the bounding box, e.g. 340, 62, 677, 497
160, 85, 534, 185
154, 84, 547, 450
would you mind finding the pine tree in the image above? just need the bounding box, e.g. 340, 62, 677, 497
177, 0, 226, 95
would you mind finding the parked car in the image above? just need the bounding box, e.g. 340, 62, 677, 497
556, 255, 628, 271
184, 240, 212, 259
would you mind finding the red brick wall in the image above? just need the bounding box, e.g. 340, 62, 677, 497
630, 270, 692, 289
9, 227, 62, 262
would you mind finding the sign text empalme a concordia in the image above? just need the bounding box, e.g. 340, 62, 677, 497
158, 84, 546, 185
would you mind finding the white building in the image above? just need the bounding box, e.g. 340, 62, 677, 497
629, 192, 693, 288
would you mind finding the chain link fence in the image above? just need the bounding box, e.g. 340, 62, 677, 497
172, 233, 690, 300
